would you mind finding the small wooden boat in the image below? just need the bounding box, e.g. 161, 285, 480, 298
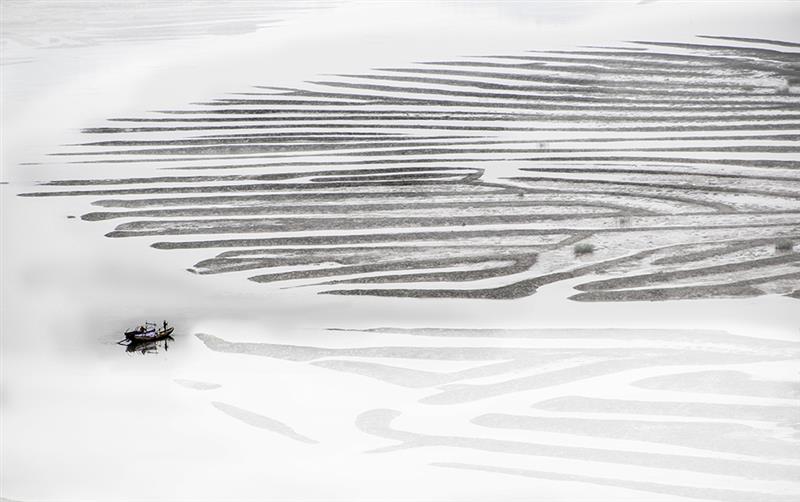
124, 321, 174, 342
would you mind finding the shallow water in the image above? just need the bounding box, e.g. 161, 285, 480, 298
2, 1, 800, 501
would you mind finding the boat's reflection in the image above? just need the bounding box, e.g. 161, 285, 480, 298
121, 335, 175, 355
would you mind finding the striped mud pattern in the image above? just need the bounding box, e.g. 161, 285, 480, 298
23, 36, 800, 300
197, 327, 800, 501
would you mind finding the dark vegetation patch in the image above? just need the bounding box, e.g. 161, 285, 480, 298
775, 239, 794, 252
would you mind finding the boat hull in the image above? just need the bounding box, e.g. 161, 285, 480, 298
125, 326, 174, 342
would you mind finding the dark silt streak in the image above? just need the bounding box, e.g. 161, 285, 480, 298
213, 98, 794, 115
51, 138, 524, 157
210, 92, 794, 112
650, 236, 800, 265
233, 87, 799, 109
107, 112, 519, 122
43, 166, 477, 186
79, 121, 800, 134
245, 253, 537, 285
98, 112, 800, 124
149, 228, 578, 250
80, 200, 614, 222
103, 212, 622, 238
74, 134, 471, 148
518, 166, 800, 183
214, 244, 543, 258
412, 60, 785, 85
288, 145, 800, 158
510, 176, 800, 200
90, 189, 514, 208
545, 46, 798, 69
21, 179, 483, 198
472, 45, 798, 67
569, 272, 800, 302
517, 157, 800, 169
369, 66, 761, 91
118, 106, 800, 120
104, 214, 798, 240
71, 146, 800, 169
289, 81, 798, 109
698, 35, 800, 49
64, 155, 504, 166
195, 132, 800, 144
143, 221, 798, 249
574, 253, 800, 292
306, 260, 530, 286
464, 48, 776, 67
396, 60, 734, 78
54, 142, 800, 162
629, 39, 800, 61
211, 402, 318, 444
148, 223, 793, 250
64, 152, 800, 169
322, 72, 787, 99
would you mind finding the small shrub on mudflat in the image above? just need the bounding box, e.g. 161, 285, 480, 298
775, 239, 794, 252
574, 243, 595, 256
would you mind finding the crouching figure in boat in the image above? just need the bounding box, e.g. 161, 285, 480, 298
124, 320, 174, 342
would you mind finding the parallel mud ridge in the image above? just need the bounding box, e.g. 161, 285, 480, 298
23, 36, 800, 300
197, 326, 800, 501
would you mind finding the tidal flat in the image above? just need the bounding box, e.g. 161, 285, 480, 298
2, 1, 799, 501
